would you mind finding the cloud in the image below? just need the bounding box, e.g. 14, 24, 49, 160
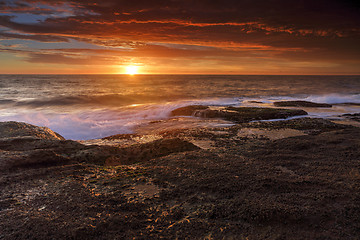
0, 0, 359, 73
0, 1, 56, 15
0, 31, 69, 42
1, 1, 359, 41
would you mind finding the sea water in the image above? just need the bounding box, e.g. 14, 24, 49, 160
0, 75, 359, 140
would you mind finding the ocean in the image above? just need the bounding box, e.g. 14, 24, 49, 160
0, 74, 359, 140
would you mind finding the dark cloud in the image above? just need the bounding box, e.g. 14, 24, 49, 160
0, 1, 358, 43
0, 0, 56, 15
24, 52, 121, 65
0, 31, 69, 42
40, 44, 271, 59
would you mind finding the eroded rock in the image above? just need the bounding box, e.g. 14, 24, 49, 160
273, 100, 332, 108
0, 121, 64, 140
0, 121, 200, 170
171, 105, 308, 123
105, 138, 200, 165
237, 117, 351, 135
170, 105, 209, 116
1, 119, 360, 239
342, 113, 360, 122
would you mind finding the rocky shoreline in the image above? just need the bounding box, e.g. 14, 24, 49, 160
1, 104, 360, 239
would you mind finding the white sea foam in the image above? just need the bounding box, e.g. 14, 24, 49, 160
0, 94, 359, 140
304, 94, 360, 104
241, 93, 360, 105
0, 98, 241, 140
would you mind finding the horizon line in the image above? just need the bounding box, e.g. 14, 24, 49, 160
0, 73, 359, 76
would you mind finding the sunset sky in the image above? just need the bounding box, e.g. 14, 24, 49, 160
0, 0, 359, 74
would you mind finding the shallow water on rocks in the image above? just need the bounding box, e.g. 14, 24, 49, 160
237, 128, 307, 140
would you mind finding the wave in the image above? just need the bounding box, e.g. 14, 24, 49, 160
240, 93, 360, 105
0, 98, 240, 140
13, 94, 156, 108
304, 94, 360, 104
0, 99, 16, 105
7, 93, 360, 111
13, 93, 197, 108
1, 94, 359, 140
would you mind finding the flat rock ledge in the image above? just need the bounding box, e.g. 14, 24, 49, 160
273, 100, 332, 108
171, 105, 307, 123
341, 112, 360, 122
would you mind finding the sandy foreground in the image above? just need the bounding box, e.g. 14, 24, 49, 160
0, 106, 360, 239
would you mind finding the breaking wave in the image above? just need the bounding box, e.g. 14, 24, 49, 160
304, 94, 360, 104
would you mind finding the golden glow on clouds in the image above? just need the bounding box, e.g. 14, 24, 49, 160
124, 65, 140, 75
0, 0, 358, 74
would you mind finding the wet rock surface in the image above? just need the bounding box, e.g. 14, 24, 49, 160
336, 102, 360, 106
273, 100, 332, 108
170, 105, 209, 116
171, 105, 308, 123
0, 121, 65, 140
235, 117, 352, 135
0, 122, 198, 171
1, 116, 360, 239
342, 113, 360, 122
104, 138, 200, 165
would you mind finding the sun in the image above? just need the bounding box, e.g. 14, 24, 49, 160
125, 65, 139, 75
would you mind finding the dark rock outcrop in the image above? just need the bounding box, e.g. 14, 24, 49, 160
102, 133, 140, 140
342, 112, 360, 122
170, 105, 209, 116
335, 102, 360, 106
273, 100, 332, 108
0, 121, 199, 170
171, 105, 307, 123
105, 138, 200, 165
1, 119, 360, 239
237, 117, 352, 135
0, 121, 65, 140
